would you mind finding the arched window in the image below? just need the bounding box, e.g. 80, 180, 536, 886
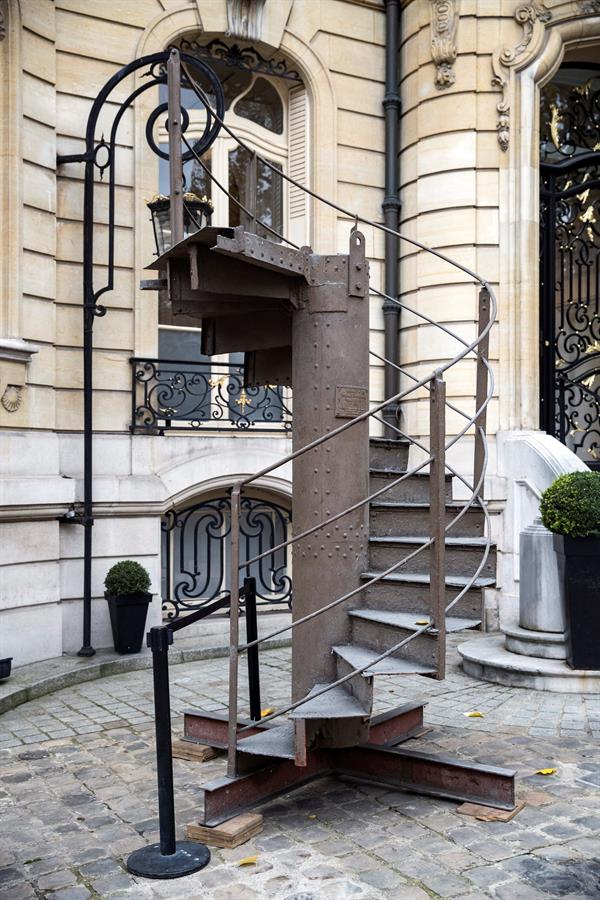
161, 494, 292, 617
155, 43, 308, 414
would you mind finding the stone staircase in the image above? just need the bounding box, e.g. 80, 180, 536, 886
229, 436, 494, 768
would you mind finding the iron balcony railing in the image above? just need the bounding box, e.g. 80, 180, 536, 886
129, 357, 292, 434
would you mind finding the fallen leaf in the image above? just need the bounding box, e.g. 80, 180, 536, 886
415, 619, 429, 626
260, 708, 273, 717
464, 711, 484, 718
307, 814, 317, 820
535, 768, 557, 776
238, 856, 258, 867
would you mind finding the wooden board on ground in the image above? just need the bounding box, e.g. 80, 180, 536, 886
187, 813, 264, 848
172, 738, 222, 762
456, 800, 525, 822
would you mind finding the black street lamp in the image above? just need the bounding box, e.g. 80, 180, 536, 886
148, 193, 214, 255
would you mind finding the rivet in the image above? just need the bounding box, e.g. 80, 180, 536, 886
328, 552, 333, 558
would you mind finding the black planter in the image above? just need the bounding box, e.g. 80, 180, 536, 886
105, 592, 152, 654
0, 658, 12, 680
554, 534, 600, 670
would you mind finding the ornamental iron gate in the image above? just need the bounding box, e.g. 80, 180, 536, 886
161, 495, 292, 618
540, 65, 600, 468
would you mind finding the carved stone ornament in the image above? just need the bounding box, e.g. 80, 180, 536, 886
1, 384, 22, 413
226, 0, 266, 42
577, 1, 600, 13
491, 2, 552, 150
430, 0, 460, 89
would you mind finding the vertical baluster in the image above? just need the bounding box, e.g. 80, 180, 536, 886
167, 49, 184, 246
429, 375, 446, 680
227, 485, 241, 776
474, 286, 490, 500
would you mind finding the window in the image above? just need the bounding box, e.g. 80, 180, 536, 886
155, 49, 308, 421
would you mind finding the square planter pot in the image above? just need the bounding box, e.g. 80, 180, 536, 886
554, 534, 600, 670
105, 592, 152, 654
0, 658, 12, 680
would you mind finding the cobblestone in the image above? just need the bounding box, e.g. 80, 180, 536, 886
0, 635, 599, 897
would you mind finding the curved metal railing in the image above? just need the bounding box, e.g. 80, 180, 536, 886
180, 64, 497, 776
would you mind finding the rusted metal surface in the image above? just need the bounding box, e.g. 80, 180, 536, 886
367, 702, 425, 746
198, 736, 516, 825
291, 233, 370, 703
336, 745, 516, 810
183, 710, 270, 748
429, 375, 447, 680
201, 753, 331, 826
227, 486, 241, 778
474, 287, 490, 499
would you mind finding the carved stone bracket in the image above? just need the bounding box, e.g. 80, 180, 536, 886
226, 0, 266, 42
491, 2, 552, 151
430, 0, 460, 89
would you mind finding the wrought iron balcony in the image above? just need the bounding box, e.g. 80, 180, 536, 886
130, 357, 292, 434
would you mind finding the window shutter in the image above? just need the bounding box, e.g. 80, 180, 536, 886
288, 84, 309, 246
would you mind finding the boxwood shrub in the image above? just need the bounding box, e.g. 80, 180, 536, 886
540, 471, 600, 538
104, 560, 151, 596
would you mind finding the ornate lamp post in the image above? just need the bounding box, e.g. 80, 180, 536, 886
57, 46, 225, 879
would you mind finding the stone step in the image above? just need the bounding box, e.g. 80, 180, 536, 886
332, 642, 437, 677
360, 571, 490, 620
458, 634, 600, 693
368, 535, 496, 578
370, 470, 453, 503
369, 500, 485, 538
369, 437, 410, 471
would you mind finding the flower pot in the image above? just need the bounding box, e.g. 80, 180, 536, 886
105, 592, 152, 654
554, 534, 600, 670
0, 658, 12, 680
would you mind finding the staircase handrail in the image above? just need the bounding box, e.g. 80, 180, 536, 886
178, 66, 497, 775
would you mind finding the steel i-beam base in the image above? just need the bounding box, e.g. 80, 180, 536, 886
183, 705, 517, 827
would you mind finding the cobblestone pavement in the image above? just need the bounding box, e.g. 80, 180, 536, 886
1, 633, 600, 899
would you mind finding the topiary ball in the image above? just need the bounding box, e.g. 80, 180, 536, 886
104, 560, 151, 596
540, 471, 600, 538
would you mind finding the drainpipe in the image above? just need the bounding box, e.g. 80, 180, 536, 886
382, 0, 401, 437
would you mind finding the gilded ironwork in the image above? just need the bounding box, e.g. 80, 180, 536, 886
130, 357, 292, 434
161, 495, 292, 617
540, 69, 600, 467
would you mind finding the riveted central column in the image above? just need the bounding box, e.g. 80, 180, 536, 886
291, 233, 370, 700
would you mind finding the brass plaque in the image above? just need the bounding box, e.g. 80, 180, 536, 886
335, 386, 368, 419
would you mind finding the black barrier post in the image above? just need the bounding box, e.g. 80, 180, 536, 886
127, 625, 211, 879
244, 577, 261, 721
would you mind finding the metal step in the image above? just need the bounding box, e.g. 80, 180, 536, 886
349, 609, 481, 635
360, 570, 490, 620
290, 683, 370, 720
370, 500, 485, 538
332, 643, 437, 676
370, 470, 453, 503
369, 437, 410, 471
368, 535, 495, 578
237, 723, 296, 760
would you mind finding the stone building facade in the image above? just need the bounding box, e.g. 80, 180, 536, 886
0, 0, 598, 665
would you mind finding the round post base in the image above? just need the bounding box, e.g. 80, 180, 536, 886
77, 646, 96, 658
127, 842, 210, 879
